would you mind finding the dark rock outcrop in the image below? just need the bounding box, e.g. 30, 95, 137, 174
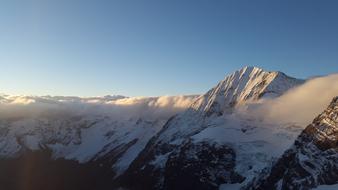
247, 97, 338, 190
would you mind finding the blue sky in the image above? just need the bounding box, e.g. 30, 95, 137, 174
0, 0, 337, 97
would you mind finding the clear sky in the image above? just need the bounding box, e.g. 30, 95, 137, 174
0, 0, 337, 97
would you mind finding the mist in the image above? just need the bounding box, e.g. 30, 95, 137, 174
250, 74, 338, 125
0, 95, 197, 121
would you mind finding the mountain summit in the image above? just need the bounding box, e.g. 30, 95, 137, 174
192, 66, 304, 116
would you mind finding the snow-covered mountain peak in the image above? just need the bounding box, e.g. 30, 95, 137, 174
235, 66, 263, 76
191, 66, 304, 116
118, 67, 307, 190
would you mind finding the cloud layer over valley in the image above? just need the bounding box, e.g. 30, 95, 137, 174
0, 95, 197, 121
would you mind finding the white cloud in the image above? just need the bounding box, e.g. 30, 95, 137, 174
2, 74, 337, 126
247, 74, 338, 125
0, 95, 197, 121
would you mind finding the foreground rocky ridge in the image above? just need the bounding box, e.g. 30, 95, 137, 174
247, 97, 338, 190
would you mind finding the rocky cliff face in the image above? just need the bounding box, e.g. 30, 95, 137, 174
163, 141, 245, 190
247, 97, 338, 190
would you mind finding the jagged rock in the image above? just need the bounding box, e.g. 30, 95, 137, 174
163, 141, 245, 190
247, 97, 338, 190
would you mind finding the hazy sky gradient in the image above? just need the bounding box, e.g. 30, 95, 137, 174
1, 0, 337, 96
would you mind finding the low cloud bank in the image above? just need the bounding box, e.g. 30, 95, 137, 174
2, 74, 337, 125
250, 74, 338, 125
0, 95, 197, 121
